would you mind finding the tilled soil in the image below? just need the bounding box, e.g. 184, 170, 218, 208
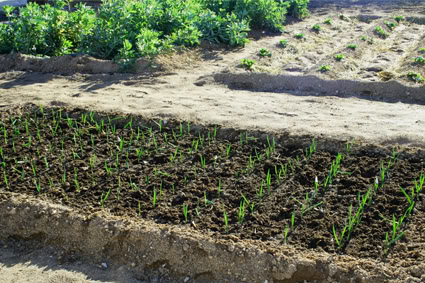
1, 105, 424, 263
233, 1, 425, 85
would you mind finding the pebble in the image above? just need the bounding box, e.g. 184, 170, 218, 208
184, 276, 190, 282
101, 262, 108, 269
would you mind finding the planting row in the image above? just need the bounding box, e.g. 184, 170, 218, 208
0, 0, 309, 69
0, 106, 424, 259
240, 14, 425, 84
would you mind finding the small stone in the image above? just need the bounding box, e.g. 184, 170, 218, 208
101, 262, 108, 269
264, 280, 268, 283
7, 208, 16, 215
184, 276, 190, 282
227, 245, 235, 252
410, 264, 424, 277
131, 262, 136, 267
182, 243, 189, 252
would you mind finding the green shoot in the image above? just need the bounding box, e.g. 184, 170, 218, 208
183, 204, 189, 223
224, 210, 229, 233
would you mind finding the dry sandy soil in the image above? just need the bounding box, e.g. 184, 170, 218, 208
0, 0, 425, 282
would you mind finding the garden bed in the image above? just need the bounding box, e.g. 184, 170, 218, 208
0, 104, 424, 282
213, 6, 425, 101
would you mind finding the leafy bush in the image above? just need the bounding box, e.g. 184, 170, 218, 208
0, 24, 12, 54
0, 0, 310, 64
285, 0, 310, 19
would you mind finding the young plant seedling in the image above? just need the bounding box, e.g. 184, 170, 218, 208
324, 18, 332, 25
295, 33, 305, 39
280, 39, 288, 48
414, 56, 425, 64
394, 15, 404, 23
375, 26, 389, 39
347, 44, 357, 50
335, 54, 344, 61
385, 21, 397, 31
319, 65, 331, 72
240, 59, 255, 70
258, 48, 272, 57
312, 24, 321, 32
407, 72, 424, 83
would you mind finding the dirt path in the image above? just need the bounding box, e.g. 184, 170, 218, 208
0, 241, 146, 283
1, 68, 424, 149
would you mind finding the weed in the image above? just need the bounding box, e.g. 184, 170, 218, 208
324, 18, 332, 25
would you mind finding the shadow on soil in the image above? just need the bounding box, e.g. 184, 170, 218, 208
0, 239, 147, 283
213, 72, 425, 105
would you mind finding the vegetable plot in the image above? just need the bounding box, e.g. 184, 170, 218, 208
0, 106, 424, 260
0, 0, 310, 65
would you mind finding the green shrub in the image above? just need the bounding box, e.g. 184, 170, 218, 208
0, 24, 13, 54
286, 0, 310, 19
0, 0, 310, 62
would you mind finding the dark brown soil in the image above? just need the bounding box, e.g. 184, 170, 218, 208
0, 105, 424, 262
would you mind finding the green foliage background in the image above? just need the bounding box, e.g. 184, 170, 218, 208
0, 0, 310, 64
